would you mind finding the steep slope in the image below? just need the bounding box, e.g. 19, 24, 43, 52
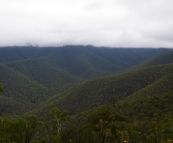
137, 51, 173, 68
6, 59, 78, 94
0, 46, 172, 117
0, 64, 49, 112
115, 71, 173, 115
28, 46, 173, 78
42, 46, 120, 79
115, 73, 173, 114
112, 73, 173, 142
33, 64, 173, 117
0, 46, 172, 79
0, 95, 27, 117
0, 47, 52, 62
125, 72, 173, 100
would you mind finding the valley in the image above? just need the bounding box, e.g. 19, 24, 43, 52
0, 46, 173, 143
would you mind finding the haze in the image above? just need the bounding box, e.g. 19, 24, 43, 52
0, 0, 173, 47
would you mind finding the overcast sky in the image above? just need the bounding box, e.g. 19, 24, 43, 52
0, 0, 173, 47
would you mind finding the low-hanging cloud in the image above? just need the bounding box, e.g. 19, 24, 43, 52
0, 0, 173, 47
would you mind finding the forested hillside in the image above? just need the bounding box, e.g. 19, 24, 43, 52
0, 46, 172, 116
138, 51, 173, 67
0, 46, 173, 142
33, 64, 173, 116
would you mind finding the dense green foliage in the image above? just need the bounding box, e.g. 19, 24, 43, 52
0, 46, 171, 116
137, 51, 173, 68
1, 97, 173, 143
1, 46, 173, 142
0, 106, 127, 143
33, 64, 173, 116
0, 64, 50, 116
113, 91, 173, 143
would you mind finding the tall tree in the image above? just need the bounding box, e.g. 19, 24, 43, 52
50, 107, 69, 137
39, 107, 69, 143
88, 105, 126, 143
0, 83, 4, 93
25, 114, 39, 143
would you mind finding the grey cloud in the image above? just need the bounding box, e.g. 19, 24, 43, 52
0, 0, 173, 47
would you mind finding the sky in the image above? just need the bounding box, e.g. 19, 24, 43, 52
0, 0, 173, 48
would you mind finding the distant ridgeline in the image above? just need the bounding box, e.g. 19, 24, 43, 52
1, 46, 173, 142
0, 45, 172, 117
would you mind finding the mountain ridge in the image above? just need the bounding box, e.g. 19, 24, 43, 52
0, 46, 172, 117
32, 64, 173, 117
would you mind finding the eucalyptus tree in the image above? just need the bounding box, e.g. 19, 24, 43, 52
38, 107, 69, 143
88, 105, 127, 143
0, 83, 4, 93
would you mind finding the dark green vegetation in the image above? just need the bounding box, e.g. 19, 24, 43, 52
0, 106, 127, 143
0, 83, 3, 93
137, 51, 173, 68
33, 64, 173, 116
0, 46, 171, 116
0, 46, 173, 142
